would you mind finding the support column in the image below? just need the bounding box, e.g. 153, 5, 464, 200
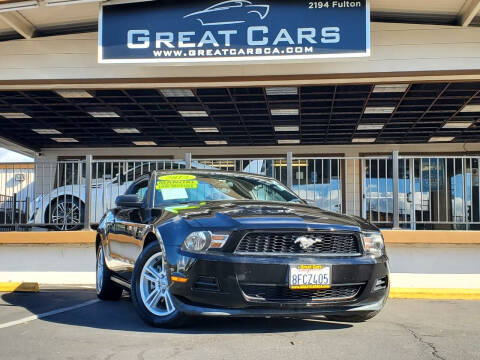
185, 152, 192, 169
344, 158, 362, 217
287, 152, 293, 189
392, 150, 400, 229
84, 155, 92, 231
33, 154, 57, 199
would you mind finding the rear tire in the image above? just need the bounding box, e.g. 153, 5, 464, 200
131, 241, 187, 328
96, 246, 123, 301
325, 311, 380, 323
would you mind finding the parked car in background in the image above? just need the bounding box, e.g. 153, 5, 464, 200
29, 160, 216, 230
95, 170, 389, 327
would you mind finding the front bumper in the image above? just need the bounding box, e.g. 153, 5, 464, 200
167, 246, 390, 317
172, 291, 388, 317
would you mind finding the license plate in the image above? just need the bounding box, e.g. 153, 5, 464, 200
289, 265, 331, 289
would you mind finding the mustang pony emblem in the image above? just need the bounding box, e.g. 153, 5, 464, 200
183, 0, 270, 26
294, 236, 323, 250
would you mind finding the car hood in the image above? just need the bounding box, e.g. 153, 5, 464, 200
161, 200, 377, 233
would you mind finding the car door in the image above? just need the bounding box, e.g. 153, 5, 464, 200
106, 175, 151, 274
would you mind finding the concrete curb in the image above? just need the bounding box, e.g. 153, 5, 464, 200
0, 282, 39, 292
389, 288, 480, 300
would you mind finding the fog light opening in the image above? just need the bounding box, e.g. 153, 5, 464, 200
373, 276, 388, 292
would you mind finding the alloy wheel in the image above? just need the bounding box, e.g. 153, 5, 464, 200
139, 252, 176, 316
50, 200, 81, 230
96, 247, 104, 294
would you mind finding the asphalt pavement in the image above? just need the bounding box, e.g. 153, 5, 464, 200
0, 287, 479, 360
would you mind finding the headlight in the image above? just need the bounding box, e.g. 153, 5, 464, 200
362, 232, 385, 257
182, 231, 230, 252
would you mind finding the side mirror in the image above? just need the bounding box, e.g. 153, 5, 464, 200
115, 194, 143, 208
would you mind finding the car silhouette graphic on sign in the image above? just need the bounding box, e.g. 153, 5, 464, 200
183, 0, 270, 26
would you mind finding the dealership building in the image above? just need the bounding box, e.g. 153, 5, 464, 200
0, 0, 479, 289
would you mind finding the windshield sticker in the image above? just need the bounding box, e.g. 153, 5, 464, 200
160, 187, 189, 201
156, 174, 198, 190
158, 174, 196, 181
156, 180, 198, 189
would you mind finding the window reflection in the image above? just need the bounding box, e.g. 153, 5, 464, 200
364, 157, 480, 230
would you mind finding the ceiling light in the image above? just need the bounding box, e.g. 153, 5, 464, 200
113, 128, 140, 134
205, 140, 227, 145
56, 90, 93, 98
160, 89, 195, 97
51, 137, 78, 143
271, 109, 299, 116
352, 138, 376, 143
133, 141, 157, 146
460, 104, 480, 112
373, 84, 409, 93
0, 112, 31, 119
88, 111, 119, 118
179, 110, 208, 117
357, 124, 384, 130
266, 87, 298, 96
274, 126, 299, 132
193, 127, 219, 133
429, 136, 455, 142
277, 139, 300, 144
0, 0, 38, 12
364, 107, 395, 114
442, 122, 473, 129
32, 129, 61, 135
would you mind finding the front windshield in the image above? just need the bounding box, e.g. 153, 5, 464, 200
154, 173, 301, 207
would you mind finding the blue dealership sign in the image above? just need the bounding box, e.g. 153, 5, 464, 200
99, 0, 370, 63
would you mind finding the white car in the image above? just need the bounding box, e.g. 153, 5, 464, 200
29, 161, 216, 230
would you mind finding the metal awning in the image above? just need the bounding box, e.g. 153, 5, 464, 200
0, 82, 479, 150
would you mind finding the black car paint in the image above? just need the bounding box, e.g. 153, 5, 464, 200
97, 170, 389, 317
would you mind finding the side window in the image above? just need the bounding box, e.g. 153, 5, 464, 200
129, 179, 149, 202
252, 184, 282, 202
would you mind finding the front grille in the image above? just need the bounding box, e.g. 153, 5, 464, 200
235, 232, 361, 255
241, 284, 362, 302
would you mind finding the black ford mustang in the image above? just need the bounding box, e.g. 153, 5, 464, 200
96, 170, 389, 327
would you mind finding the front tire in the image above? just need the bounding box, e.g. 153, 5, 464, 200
47, 197, 84, 231
131, 241, 187, 328
96, 246, 123, 301
325, 311, 380, 323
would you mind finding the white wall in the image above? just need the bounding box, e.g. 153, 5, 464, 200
1, 23, 480, 88
0, 167, 34, 200
39, 142, 480, 159
388, 244, 480, 274
1, 243, 479, 288
0, 244, 95, 284
387, 244, 480, 289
